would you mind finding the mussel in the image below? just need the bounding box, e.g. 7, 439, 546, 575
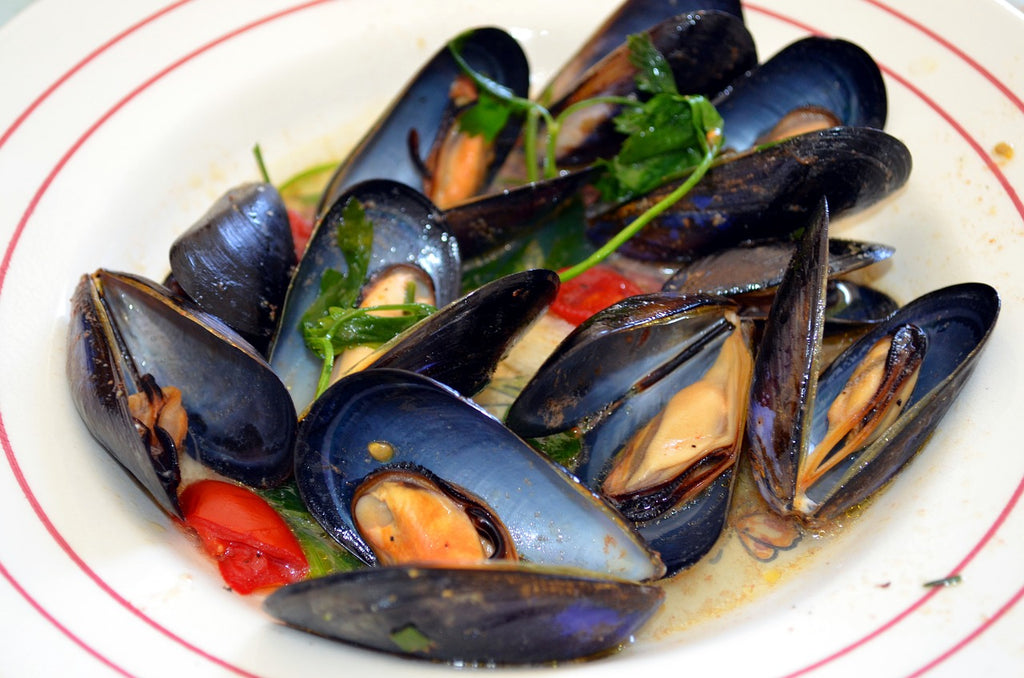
712, 36, 888, 153
663, 237, 899, 325
269, 179, 460, 413
746, 200, 1000, 522
316, 27, 530, 218
294, 368, 666, 580
587, 126, 912, 260
507, 294, 753, 574
66, 270, 297, 516
264, 563, 664, 665
539, 0, 746, 107
167, 182, 296, 356
540, 9, 757, 170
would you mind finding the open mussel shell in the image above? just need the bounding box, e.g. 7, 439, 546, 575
316, 27, 530, 218
713, 37, 887, 153
506, 294, 751, 573
507, 293, 737, 439
168, 182, 296, 356
295, 368, 665, 580
365, 269, 560, 397
264, 563, 664, 665
546, 10, 757, 169
540, 0, 746, 105
587, 126, 912, 261
66, 270, 297, 515
747, 200, 1001, 522
269, 179, 460, 413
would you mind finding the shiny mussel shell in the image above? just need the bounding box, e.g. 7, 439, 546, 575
363, 268, 560, 397
545, 10, 756, 169
506, 294, 751, 573
540, 0, 746, 105
713, 36, 887, 153
663, 237, 898, 324
264, 563, 664, 665
66, 270, 297, 515
316, 27, 530, 218
294, 368, 665, 580
168, 182, 296, 356
587, 126, 912, 260
269, 179, 460, 413
746, 200, 1000, 522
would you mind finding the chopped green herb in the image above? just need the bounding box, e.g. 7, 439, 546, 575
528, 429, 585, 469
449, 30, 724, 284
390, 624, 436, 654
298, 198, 437, 398
259, 482, 364, 577
458, 88, 514, 144
252, 143, 272, 183
628, 32, 678, 96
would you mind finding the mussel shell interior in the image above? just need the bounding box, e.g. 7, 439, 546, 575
294, 368, 664, 580
263, 564, 665, 665
269, 179, 460, 413
316, 27, 530, 218
803, 282, 1000, 520
68, 270, 297, 498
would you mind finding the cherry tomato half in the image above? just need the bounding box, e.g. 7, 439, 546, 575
179, 479, 309, 594
550, 266, 644, 326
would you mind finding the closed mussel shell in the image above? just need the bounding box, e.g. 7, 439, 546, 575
264, 564, 664, 665
168, 182, 296, 356
587, 126, 912, 261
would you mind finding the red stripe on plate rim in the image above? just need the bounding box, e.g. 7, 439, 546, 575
0, 0, 1021, 675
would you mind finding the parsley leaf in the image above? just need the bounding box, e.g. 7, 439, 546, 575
298, 198, 437, 397
628, 32, 678, 96
299, 197, 372, 329
594, 93, 721, 202
457, 88, 514, 144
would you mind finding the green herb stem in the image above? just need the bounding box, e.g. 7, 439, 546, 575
558, 129, 721, 283
252, 144, 271, 183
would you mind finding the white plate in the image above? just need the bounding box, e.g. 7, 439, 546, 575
1, 0, 1022, 675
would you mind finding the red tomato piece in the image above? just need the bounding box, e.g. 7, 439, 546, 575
550, 266, 644, 326
178, 479, 309, 594
288, 208, 313, 259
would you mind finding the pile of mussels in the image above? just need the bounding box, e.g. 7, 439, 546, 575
65, 0, 1001, 667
